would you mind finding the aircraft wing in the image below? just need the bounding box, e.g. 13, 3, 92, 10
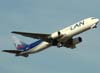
2, 50, 22, 54
12, 31, 50, 41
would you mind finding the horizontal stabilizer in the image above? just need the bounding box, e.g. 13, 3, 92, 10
2, 50, 22, 54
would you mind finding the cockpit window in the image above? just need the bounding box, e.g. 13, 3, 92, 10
91, 17, 96, 20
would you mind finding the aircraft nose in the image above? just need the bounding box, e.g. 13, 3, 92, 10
95, 18, 100, 26
96, 18, 100, 22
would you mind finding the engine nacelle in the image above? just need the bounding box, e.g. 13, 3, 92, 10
65, 37, 82, 49
72, 37, 82, 45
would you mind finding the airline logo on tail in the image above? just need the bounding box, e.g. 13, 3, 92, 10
12, 36, 28, 51
16, 44, 27, 50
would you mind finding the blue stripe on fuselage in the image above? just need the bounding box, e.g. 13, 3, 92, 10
24, 40, 43, 51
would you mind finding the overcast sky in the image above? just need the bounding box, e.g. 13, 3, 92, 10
0, 0, 100, 73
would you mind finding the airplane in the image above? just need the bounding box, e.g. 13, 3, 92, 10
2, 17, 100, 57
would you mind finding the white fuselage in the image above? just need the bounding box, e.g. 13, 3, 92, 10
21, 17, 99, 55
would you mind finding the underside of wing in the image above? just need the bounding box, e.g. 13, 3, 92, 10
12, 31, 50, 41
2, 50, 22, 54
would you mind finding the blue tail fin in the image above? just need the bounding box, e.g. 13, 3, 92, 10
12, 35, 28, 51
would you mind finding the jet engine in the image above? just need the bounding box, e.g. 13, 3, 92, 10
64, 37, 82, 49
